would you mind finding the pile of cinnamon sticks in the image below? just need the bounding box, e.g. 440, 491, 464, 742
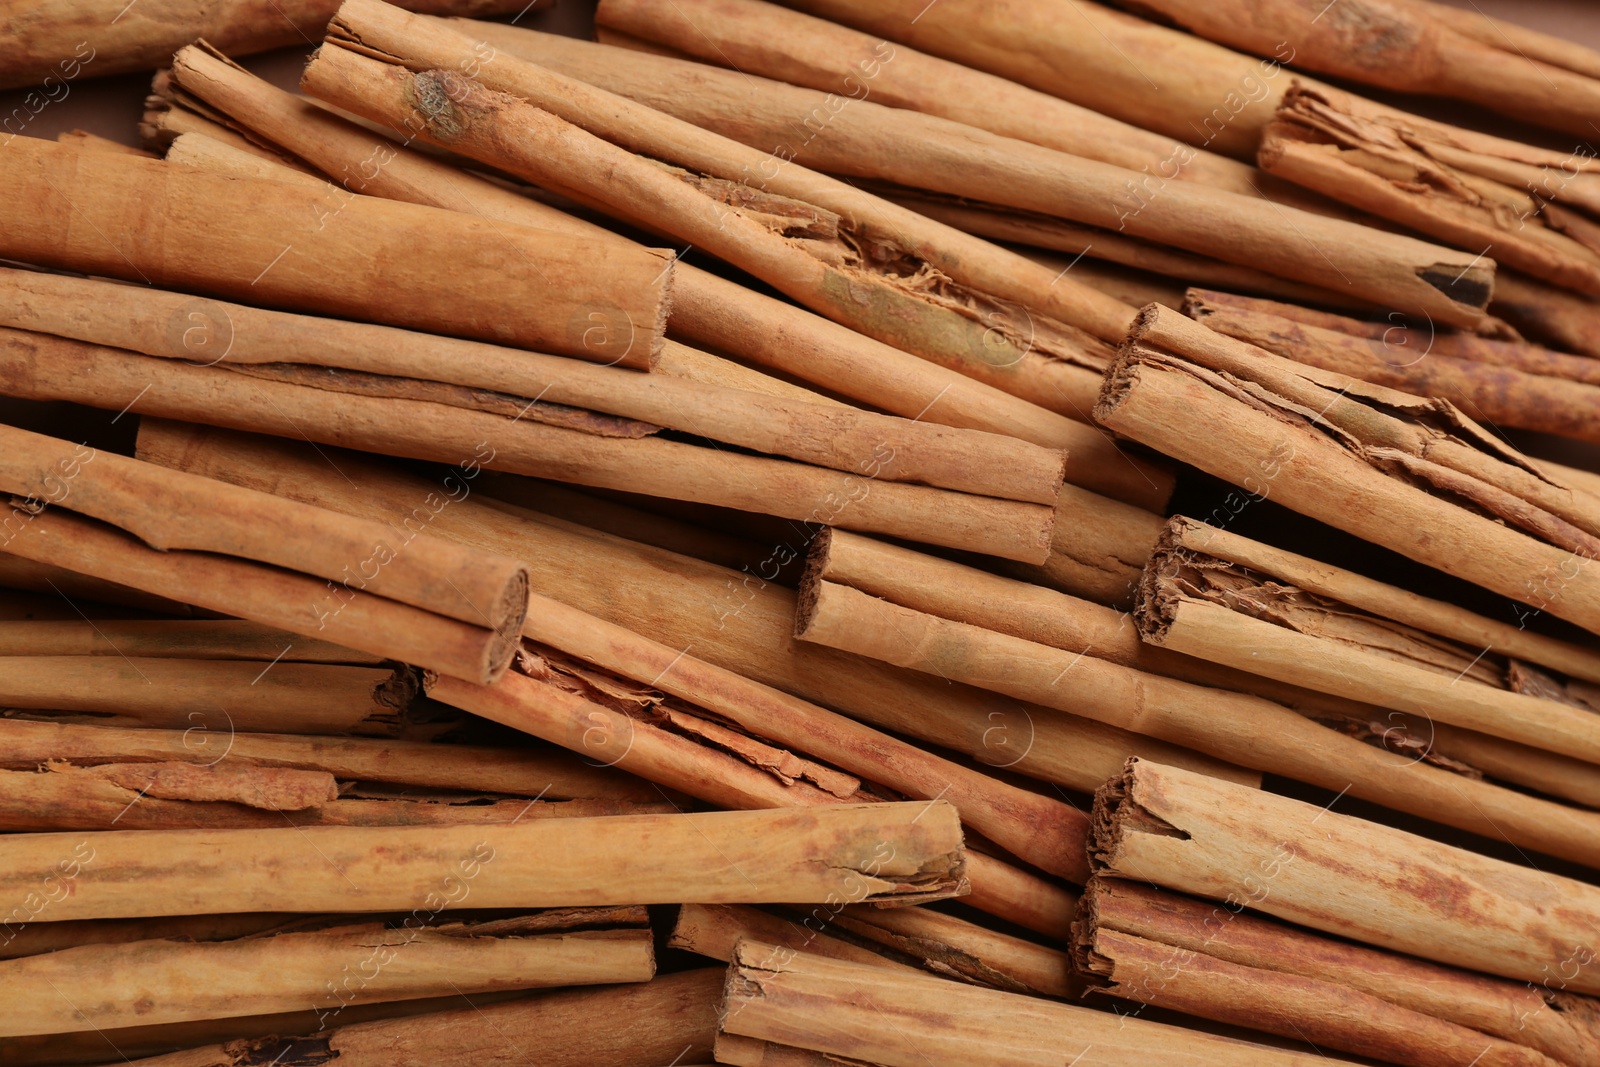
2, 0, 1599, 1062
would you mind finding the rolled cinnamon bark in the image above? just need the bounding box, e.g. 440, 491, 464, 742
0, 555, 190, 615
0, 919, 653, 1036
1, 330, 1056, 564
317, 0, 1138, 347
0, 269, 1065, 506
795, 577, 1600, 869
0, 619, 371, 662
0, 137, 667, 367
103, 967, 724, 1067
1075, 884, 1570, 1067
0, 803, 966, 921
158, 52, 1154, 502
670, 902, 919, 973
1260, 84, 1600, 299
721, 939, 1353, 1066
135, 420, 1222, 798
780, 0, 1324, 160
1077, 878, 1600, 1067
1133, 0, 1600, 140
1092, 758, 1600, 994
0, 0, 549, 90
0, 718, 651, 803
1095, 304, 1600, 636
445, 25, 1492, 328
0, 658, 414, 736
1494, 271, 1600, 358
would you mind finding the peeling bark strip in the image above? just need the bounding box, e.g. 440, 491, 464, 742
721, 939, 1353, 1065
154, 49, 1113, 490
488, 27, 1493, 328
1095, 304, 1600, 637
1188, 288, 1600, 445
1140, 524, 1600, 764
102, 967, 723, 1067
796, 541, 1600, 870
1091, 759, 1600, 996
0, 0, 549, 90
0, 803, 966, 922
0, 137, 668, 368
1076, 878, 1600, 1067
1132, 0, 1600, 140
0, 920, 652, 1037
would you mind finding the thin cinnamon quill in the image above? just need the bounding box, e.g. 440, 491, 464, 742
721, 939, 1355, 1066
450, 24, 1493, 328
0, 803, 966, 923
0, 918, 653, 1037
1095, 304, 1600, 637
1130, 0, 1600, 140
136, 420, 1232, 801
1074, 879, 1591, 1067
155, 53, 1159, 505
1092, 758, 1600, 994
0, 619, 372, 662
0, 0, 548, 90
0, 137, 667, 368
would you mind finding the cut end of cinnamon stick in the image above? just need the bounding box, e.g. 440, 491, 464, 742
1089, 758, 1189, 877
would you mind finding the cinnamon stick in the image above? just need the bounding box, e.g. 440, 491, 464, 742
100, 967, 724, 1067
1134, 0, 1600, 139
1095, 304, 1600, 637
1092, 758, 1600, 993
0, 137, 668, 367
0, 556, 191, 616
0, 0, 550, 90
779, 0, 1323, 160
0, 803, 966, 921
1260, 83, 1600, 298
670, 902, 920, 974
721, 939, 1353, 1066
1494, 270, 1600, 358
1077, 877, 1600, 1067
156, 54, 1152, 501
452, 24, 1493, 327
0, 658, 416, 736
795, 575, 1600, 869
2, 329, 1058, 564
0, 919, 653, 1036
0, 619, 372, 662
1074, 880, 1572, 1067
0, 718, 652, 803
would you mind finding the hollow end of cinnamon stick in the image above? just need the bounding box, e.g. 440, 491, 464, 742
1088, 758, 1178, 877
1091, 305, 1164, 429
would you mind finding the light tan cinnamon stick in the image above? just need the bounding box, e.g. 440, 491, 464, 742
135, 420, 1220, 800
721, 939, 1353, 1066
0, 137, 667, 367
449, 25, 1493, 328
0, 0, 550, 91
101, 967, 724, 1067
780, 0, 1322, 160
1095, 304, 1600, 637
1074, 880, 1572, 1067
1092, 758, 1600, 994
0, 555, 190, 616
1077, 878, 1600, 1067
3, 329, 1057, 564
795, 577, 1600, 869
156, 57, 1154, 501
1134, 0, 1600, 139
670, 902, 919, 973
0, 658, 415, 735
2, 803, 965, 923
0, 619, 371, 662
0, 718, 651, 802
0, 919, 653, 1036
1260, 83, 1600, 299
